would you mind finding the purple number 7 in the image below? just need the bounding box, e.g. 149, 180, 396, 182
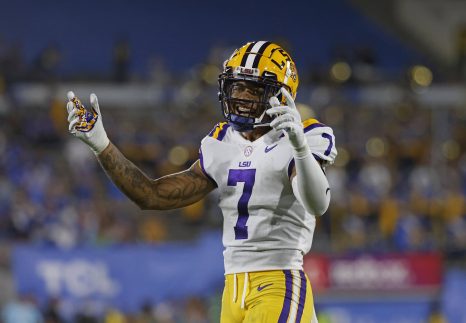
227, 169, 256, 240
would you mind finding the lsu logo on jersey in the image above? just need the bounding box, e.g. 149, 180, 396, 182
239, 161, 251, 167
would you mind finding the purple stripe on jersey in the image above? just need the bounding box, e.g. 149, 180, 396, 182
321, 133, 333, 156
217, 124, 230, 141
198, 148, 217, 187
287, 159, 295, 179
296, 270, 307, 323
278, 270, 293, 323
304, 123, 325, 133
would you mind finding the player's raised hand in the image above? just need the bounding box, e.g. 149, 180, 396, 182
66, 91, 110, 154
266, 87, 307, 155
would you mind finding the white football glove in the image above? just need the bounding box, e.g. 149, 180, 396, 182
267, 87, 309, 158
66, 91, 110, 155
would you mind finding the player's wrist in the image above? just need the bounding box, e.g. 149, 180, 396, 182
292, 137, 310, 159
91, 136, 110, 155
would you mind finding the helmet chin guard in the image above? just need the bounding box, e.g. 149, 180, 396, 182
229, 114, 256, 132
227, 108, 270, 132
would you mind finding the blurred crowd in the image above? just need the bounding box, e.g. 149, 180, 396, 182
2, 88, 463, 254
0, 87, 223, 247
0, 60, 464, 255
320, 100, 465, 256
1, 294, 219, 323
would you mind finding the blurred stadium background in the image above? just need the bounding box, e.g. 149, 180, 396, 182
0, 0, 465, 322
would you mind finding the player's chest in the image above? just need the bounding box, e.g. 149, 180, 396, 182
208, 140, 293, 192
215, 140, 291, 172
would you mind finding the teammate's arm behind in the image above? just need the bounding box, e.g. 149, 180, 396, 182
66, 91, 216, 210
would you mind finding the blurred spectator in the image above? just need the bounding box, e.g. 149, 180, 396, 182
153, 302, 176, 323
1, 294, 44, 323
113, 39, 131, 83
133, 302, 156, 323
352, 46, 378, 83
427, 300, 447, 323
457, 25, 466, 81
148, 56, 171, 87
0, 41, 24, 85
74, 310, 99, 323
31, 44, 61, 82
43, 298, 64, 323
182, 297, 208, 323
104, 308, 126, 323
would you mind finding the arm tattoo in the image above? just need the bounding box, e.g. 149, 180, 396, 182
97, 142, 215, 210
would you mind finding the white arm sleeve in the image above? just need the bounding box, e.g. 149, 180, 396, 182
291, 145, 331, 216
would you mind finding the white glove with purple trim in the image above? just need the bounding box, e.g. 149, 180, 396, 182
66, 91, 110, 155
266, 87, 309, 158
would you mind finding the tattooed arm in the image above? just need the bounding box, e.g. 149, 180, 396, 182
65, 92, 214, 209
97, 142, 216, 210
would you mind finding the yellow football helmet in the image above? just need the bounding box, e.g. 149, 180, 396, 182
218, 41, 299, 131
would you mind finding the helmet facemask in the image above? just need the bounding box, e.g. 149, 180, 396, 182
218, 71, 284, 132
218, 41, 299, 132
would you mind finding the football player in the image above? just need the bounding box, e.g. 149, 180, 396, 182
66, 41, 337, 323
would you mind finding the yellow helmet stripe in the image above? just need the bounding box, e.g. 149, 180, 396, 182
240, 42, 257, 66
251, 41, 272, 68
244, 41, 269, 68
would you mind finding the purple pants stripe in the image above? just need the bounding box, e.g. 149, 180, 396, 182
295, 270, 307, 323
278, 270, 293, 323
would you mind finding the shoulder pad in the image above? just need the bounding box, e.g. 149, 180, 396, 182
302, 118, 326, 133
207, 122, 230, 141
302, 118, 337, 165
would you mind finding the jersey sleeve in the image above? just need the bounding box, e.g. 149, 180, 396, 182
302, 118, 337, 166
199, 122, 230, 186
205, 122, 230, 141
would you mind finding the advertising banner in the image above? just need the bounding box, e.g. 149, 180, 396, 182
12, 232, 224, 313
304, 253, 442, 291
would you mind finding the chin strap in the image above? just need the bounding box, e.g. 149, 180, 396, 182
229, 108, 271, 131
253, 109, 269, 127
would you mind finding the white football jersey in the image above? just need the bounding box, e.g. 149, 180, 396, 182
200, 119, 337, 274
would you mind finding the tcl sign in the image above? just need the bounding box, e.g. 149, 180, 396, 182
37, 260, 119, 297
